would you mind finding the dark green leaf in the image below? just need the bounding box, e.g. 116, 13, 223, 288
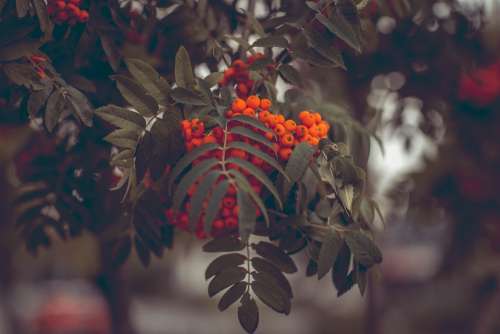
44, 89, 64, 132
189, 170, 221, 229
284, 142, 316, 195
95, 105, 146, 132
111, 237, 132, 268
171, 158, 219, 213
227, 157, 283, 210
171, 87, 208, 106
252, 36, 289, 48
227, 141, 287, 179
332, 241, 351, 293
113, 75, 159, 116
66, 87, 93, 127
345, 231, 382, 267
204, 72, 223, 87
103, 129, 138, 149
303, 27, 345, 68
306, 259, 318, 277
0, 39, 42, 61
251, 279, 291, 315
135, 235, 151, 267
203, 236, 244, 253
218, 282, 247, 311
208, 267, 246, 297
251, 257, 293, 298
230, 115, 271, 133
204, 179, 229, 233
33, 0, 52, 34
317, 228, 343, 279
230, 126, 275, 150
315, 13, 361, 53
206, 253, 247, 280
254, 241, 297, 274
28, 84, 53, 118
278, 64, 302, 87
237, 187, 256, 242
125, 58, 170, 104
175, 46, 195, 88
238, 293, 259, 334
16, 0, 29, 17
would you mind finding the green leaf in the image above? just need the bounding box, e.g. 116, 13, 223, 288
284, 142, 316, 195
111, 149, 134, 167
230, 126, 275, 150
168, 143, 219, 190
251, 257, 293, 298
227, 141, 287, 179
203, 236, 244, 253
171, 87, 208, 106
247, 13, 265, 36
203, 179, 229, 233
229, 115, 272, 133
315, 13, 361, 53
254, 242, 297, 274
218, 282, 247, 311
125, 58, 170, 104
345, 231, 382, 267
171, 158, 219, 213
356, 263, 368, 296
113, 75, 159, 116
175, 46, 195, 88
150, 113, 185, 165
16, 0, 30, 17
33, 0, 52, 34
135, 235, 151, 267
252, 36, 289, 48
303, 27, 345, 68
0, 39, 42, 61
251, 278, 291, 315
236, 187, 256, 242
228, 170, 270, 227
44, 89, 65, 132
208, 267, 246, 297
206, 253, 247, 280
248, 57, 274, 71
28, 84, 53, 118
103, 129, 138, 149
95, 105, 146, 132
111, 237, 132, 268
278, 64, 302, 87
317, 228, 343, 279
66, 86, 93, 127
189, 170, 221, 229
371, 199, 386, 226
204, 72, 223, 87
331, 242, 352, 294
226, 157, 283, 210
238, 293, 259, 334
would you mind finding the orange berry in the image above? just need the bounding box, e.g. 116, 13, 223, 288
223, 196, 236, 209
226, 110, 234, 118
284, 120, 297, 132
213, 219, 225, 230
232, 206, 240, 216
260, 98, 272, 110
243, 107, 256, 117
280, 134, 295, 147
183, 128, 192, 140
247, 95, 261, 109
313, 112, 322, 123
296, 125, 308, 137
317, 122, 329, 137
229, 149, 248, 160
236, 84, 249, 97
191, 138, 202, 147
259, 110, 270, 122
227, 185, 237, 195
302, 134, 313, 143
274, 124, 286, 136
203, 135, 216, 144
225, 217, 238, 229
232, 60, 247, 71
232, 98, 247, 112
279, 147, 293, 160
265, 131, 274, 140
308, 125, 321, 138
302, 114, 316, 127
308, 136, 319, 146
224, 67, 236, 79
275, 114, 285, 124
299, 111, 310, 121
181, 120, 191, 129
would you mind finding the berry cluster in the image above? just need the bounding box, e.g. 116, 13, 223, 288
218, 53, 270, 98
47, 0, 89, 25
167, 95, 331, 239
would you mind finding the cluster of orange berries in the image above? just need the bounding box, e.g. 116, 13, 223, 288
167, 96, 330, 239
47, 0, 89, 25
218, 53, 270, 99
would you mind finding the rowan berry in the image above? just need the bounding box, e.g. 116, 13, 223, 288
232, 206, 240, 216
56, 1, 66, 9
203, 135, 216, 144
222, 208, 232, 218
299, 111, 310, 121
191, 138, 202, 147
265, 131, 274, 141
308, 136, 320, 146
284, 120, 297, 132
225, 217, 238, 229
223, 196, 236, 209
275, 114, 285, 124
279, 147, 293, 160
243, 108, 256, 117
213, 219, 225, 230
303, 114, 316, 127
317, 122, 329, 137
236, 84, 249, 97
260, 98, 272, 110
308, 125, 321, 138
232, 60, 247, 71
232, 98, 247, 112
280, 134, 295, 147
259, 110, 270, 122
274, 124, 286, 136
247, 95, 261, 109
313, 112, 322, 124
296, 125, 308, 137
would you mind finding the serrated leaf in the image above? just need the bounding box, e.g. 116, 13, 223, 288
189, 170, 221, 229
125, 58, 170, 104
208, 267, 246, 297
303, 27, 345, 68
332, 241, 351, 292
203, 236, 244, 253
218, 282, 247, 311
230, 126, 275, 150
254, 242, 297, 274
28, 84, 53, 118
315, 13, 361, 53
227, 157, 283, 210
278, 64, 302, 86
44, 89, 65, 132
345, 231, 382, 267
171, 87, 208, 106
95, 105, 146, 132
204, 179, 229, 233
66, 86, 93, 127
175, 46, 195, 88
238, 293, 259, 334
251, 257, 293, 298
317, 228, 343, 279
228, 169, 270, 227
252, 36, 289, 48
172, 158, 219, 213
168, 143, 218, 190
230, 115, 272, 133
251, 279, 291, 315
284, 142, 316, 195
113, 75, 158, 116
237, 187, 256, 242
150, 114, 185, 164
227, 141, 287, 179
103, 129, 138, 149
206, 253, 247, 280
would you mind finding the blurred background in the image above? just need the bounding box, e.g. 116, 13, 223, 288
1, 0, 500, 333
